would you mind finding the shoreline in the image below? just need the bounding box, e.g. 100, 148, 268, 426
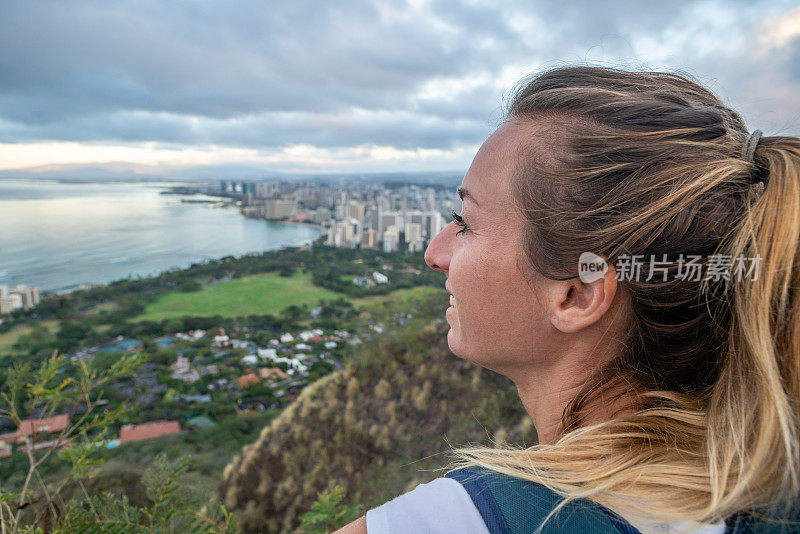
3, 181, 326, 296
46, 230, 325, 296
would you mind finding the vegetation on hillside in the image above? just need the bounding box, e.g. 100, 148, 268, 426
0, 241, 538, 532
219, 307, 535, 533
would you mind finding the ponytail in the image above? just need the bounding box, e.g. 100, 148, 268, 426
706, 135, 800, 513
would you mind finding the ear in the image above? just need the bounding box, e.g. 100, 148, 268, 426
549, 263, 619, 334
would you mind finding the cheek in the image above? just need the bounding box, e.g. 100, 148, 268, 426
461, 252, 522, 322
462, 251, 545, 345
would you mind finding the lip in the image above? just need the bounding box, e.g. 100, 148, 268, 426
446, 284, 455, 313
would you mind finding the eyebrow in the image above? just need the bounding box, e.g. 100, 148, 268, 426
457, 186, 480, 207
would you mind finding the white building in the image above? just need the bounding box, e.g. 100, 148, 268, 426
258, 348, 278, 360
404, 222, 424, 252
265, 199, 297, 220
382, 225, 399, 252
0, 284, 40, 314
372, 271, 389, 284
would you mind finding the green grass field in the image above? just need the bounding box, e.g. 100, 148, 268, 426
0, 319, 59, 354
135, 271, 444, 322
136, 271, 346, 321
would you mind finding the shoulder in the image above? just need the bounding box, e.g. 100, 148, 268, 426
365, 476, 490, 534
446, 467, 731, 534
443, 466, 627, 534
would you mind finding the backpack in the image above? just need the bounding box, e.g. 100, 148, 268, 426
445, 467, 800, 533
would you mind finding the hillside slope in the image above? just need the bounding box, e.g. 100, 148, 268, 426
219, 318, 535, 533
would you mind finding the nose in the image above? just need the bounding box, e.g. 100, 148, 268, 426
424, 222, 454, 274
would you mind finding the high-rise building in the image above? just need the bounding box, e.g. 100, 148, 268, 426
264, 200, 297, 220
0, 285, 41, 313
380, 211, 403, 238
361, 228, 379, 249
382, 225, 400, 252
345, 200, 365, 226
313, 206, 332, 225
424, 211, 446, 242
405, 223, 424, 252
364, 206, 379, 232
0, 293, 23, 315
326, 219, 360, 248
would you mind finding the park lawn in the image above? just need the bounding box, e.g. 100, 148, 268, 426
356, 285, 442, 308
0, 319, 59, 354
135, 271, 349, 322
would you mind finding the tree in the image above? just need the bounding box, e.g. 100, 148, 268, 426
0, 351, 237, 533
57, 454, 237, 533
296, 485, 362, 534
0, 350, 141, 531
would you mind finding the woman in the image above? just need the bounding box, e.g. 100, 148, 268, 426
336, 65, 800, 533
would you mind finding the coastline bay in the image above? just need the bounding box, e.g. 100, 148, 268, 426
0, 178, 324, 293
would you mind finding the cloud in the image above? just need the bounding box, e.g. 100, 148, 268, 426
0, 0, 799, 173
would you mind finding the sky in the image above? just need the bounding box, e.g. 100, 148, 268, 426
1, 0, 799, 179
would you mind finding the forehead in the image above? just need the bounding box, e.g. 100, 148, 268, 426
461, 120, 536, 208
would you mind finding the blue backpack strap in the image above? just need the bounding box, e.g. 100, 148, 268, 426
445, 466, 642, 534
726, 500, 800, 533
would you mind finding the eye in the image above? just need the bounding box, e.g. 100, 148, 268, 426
450, 209, 470, 236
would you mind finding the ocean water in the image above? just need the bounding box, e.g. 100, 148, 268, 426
0, 179, 324, 292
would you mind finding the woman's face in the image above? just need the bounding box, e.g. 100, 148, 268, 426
424, 120, 558, 374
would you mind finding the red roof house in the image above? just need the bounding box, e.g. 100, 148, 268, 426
18, 414, 70, 437
236, 371, 261, 388
119, 420, 181, 444
258, 367, 288, 381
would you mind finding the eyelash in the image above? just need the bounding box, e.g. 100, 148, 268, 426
450, 209, 470, 236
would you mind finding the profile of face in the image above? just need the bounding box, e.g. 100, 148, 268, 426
424, 120, 562, 375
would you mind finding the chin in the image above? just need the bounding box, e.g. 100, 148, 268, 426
446, 329, 475, 363
446, 328, 463, 357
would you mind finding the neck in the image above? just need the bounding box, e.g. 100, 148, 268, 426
509, 353, 637, 445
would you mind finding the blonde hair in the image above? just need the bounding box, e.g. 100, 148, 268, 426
446, 66, 800, 532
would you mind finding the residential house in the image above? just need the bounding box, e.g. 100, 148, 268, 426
280, 332, 294, 343
18, 414, 70, 438
197, 364, 219, 376
208, 378, 233, 391
231, 339, 250, 349
258, 348, 278, 360
186, 415, 216, 429
236, 397, 272, 412
170, 355, 199, 383
176, 329, 206, 341
258, 367, 288, 381
119, 420, 180, 444
212, 331, 230, 347
236, 371, 261, 388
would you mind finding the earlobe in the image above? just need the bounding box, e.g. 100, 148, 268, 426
550, 267, 618, 334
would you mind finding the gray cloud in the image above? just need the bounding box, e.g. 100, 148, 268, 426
0, 0, 798, 163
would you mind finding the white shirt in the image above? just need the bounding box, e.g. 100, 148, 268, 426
366, 477, 727, 534
367, 478, 490, 534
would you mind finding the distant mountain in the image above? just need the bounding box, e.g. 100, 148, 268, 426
0, 162, 463, 186
218, 316, 534, 533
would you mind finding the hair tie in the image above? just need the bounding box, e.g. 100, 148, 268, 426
742, 130, 766, 185
742, 130, 762, 163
